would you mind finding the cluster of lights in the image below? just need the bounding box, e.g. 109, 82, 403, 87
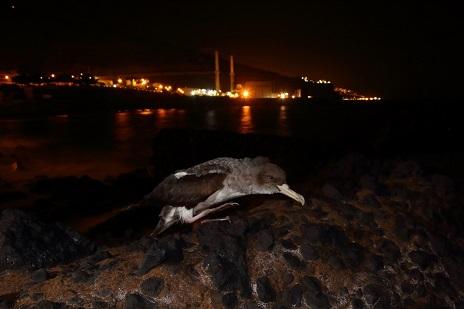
190, 89, 219, 96
278, 92, 289, 99
226, 91, 239, 98
354, 97, 381, 101
301, 76, 331, 84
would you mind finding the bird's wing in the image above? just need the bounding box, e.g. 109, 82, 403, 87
148, 172, 228, 208
173, 157, 235, 179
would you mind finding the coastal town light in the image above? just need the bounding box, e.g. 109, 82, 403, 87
242, 90, 250, 98
4, 75, 9, 80
117, 78, 123, 84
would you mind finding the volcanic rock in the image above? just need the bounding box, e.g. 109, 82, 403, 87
0, 209, 96, 271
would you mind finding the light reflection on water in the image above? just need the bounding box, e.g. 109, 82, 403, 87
0, 105, 293, 181
279, 105, 289, 136
114, 111, 133, 142
239, 105, 253, 134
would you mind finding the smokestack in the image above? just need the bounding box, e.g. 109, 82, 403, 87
230, 55, 235, 92
214, 50, 221, 92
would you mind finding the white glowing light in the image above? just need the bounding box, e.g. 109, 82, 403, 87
190, 88, 219, 97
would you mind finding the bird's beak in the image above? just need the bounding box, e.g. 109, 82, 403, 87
277, 184, 305, 206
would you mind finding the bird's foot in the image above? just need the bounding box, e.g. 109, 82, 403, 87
214, 202, 239, 210
201, 216, 231, 224
188, 202, 239, 223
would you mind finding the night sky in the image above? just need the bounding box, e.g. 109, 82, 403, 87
1, 1, 462, 99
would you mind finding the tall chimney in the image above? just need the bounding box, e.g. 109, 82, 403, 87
214, 50, 221, 92
230, 55, 235, 92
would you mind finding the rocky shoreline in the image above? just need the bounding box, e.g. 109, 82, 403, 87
1, 150, 464, 308
1, 128, 464, 308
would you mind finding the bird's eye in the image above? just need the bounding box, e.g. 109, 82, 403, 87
265, 175, 275, 181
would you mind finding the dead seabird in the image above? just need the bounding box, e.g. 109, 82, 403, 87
140, 156, 305, 235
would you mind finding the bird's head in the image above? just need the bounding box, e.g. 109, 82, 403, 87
254, 157, 305, 206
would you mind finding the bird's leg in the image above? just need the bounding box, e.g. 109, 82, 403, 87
201, 216, 231, 224
185, 202, 239, 224
192, 188, 242, 216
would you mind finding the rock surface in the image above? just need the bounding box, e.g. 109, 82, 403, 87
1, 155, 464, 308
0, 209, 96, 271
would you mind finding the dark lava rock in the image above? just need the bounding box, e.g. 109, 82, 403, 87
0, 293, 17, 309
222, 292, 237, 309
352, 298, 366, 309
92, 300, 112, 309
88, 250, 112, 264
302, 276, 322, 293
31, 268, 49, 283
300, 244, 319, 261
304, 292, 330, 309
322, 184, 343, 200
137, 240, 168, 275
256, 277, 276, 302
409, 269, 424, 282
361, 194, 381, 209
71, 269, 93, 282
359, 174, 378, 191
337, 204, 363, 221
140, 277, 164, 297
327, 255, 345, 269
247, 213, 275, 234
380, 240, 401, 264
243, 301, 259, 309
409, 250, 436, 270
301, 224, 325, 243
198, 221, 251, 297
284, 284, 304, 307
390, 161, 421, 179
124, 294, 154, 309
401, 281, 414, 294
30, 300, 67, 309
255, 229, 274, 251
281, 239, 297, 250
0, 209, 96, 271
456, 300, 464, 309
96, 289, 113, 298
276, 226, 290, 238
341, 243, 365, 269
283, 252, 304, 269
363, 284, 384, 305
31, 293, 44, 301
358, 212, 376, 228
394, 215, 410, 241
283, 273, 294, 285
433, 273, 455, 295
